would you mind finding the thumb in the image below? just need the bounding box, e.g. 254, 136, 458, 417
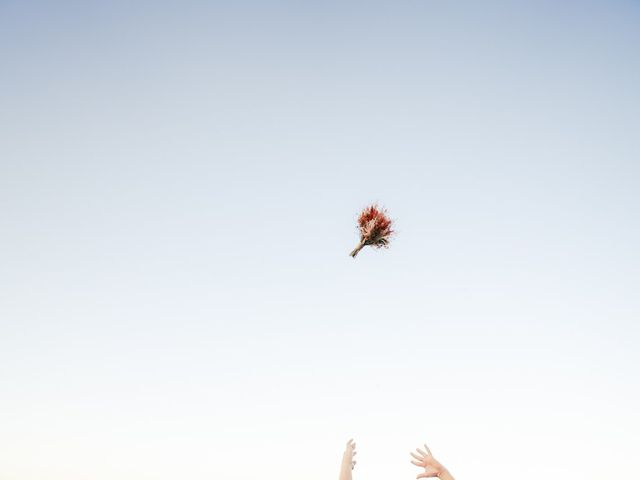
417, 473, 438, 479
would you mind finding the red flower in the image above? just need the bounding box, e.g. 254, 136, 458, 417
350, 204, 394, 258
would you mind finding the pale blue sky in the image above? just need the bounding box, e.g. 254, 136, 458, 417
1, 1, 639, 479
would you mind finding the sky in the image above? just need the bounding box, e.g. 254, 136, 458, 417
1, 1, 639, 479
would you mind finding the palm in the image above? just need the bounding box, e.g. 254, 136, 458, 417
410, 445, 445, 479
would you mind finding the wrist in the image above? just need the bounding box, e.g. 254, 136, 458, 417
438, 470, 454, 480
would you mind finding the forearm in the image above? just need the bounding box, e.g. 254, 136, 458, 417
339, 458, 353, 480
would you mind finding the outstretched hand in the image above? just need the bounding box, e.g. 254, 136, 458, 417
339, 439, 357, 480
410, 444, 451, 480
343, 439, 357, 470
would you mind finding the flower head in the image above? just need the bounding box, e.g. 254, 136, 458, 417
357, 204, 394, 247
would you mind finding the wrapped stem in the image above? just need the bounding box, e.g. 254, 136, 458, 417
349, 240, 366, 258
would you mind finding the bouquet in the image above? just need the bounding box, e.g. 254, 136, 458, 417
349, 204, 394, 258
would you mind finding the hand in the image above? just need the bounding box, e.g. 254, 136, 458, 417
410, 443, 451, 479
342, 438, 357, 471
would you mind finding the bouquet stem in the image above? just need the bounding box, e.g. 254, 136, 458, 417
349, 240, 365, 258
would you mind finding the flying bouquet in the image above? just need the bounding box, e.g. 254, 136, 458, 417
349, 204, 394, 258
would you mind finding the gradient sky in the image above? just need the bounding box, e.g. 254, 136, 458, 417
1, 1, 639, 479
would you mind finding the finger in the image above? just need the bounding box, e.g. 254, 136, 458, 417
411, 460, 423, 467
416, 448, 429, 457
417, 473, 438, 479
347, 439, 354, 446
424, 444, 433, 456
410, 452, 424, 461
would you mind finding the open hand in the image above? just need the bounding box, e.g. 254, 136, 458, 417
410, 444, 449, 479
342, 438, 357, 470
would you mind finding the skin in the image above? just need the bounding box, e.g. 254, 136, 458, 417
410, 443, 454, 480
339, 439, 453, 480
338, 439, 357, 480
